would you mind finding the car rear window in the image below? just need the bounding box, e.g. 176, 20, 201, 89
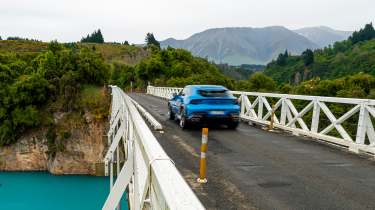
198, 89, 230, 97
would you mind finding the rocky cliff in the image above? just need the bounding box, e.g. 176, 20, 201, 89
0, 111, 107, 175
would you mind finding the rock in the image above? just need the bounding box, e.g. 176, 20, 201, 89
53, 112, 66, 124
0, 114, 107, 176
294, 71, 302, 84
48, 122, 106, 175
0, 131, 48, 171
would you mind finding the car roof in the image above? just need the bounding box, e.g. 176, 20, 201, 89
188, 85, 227, 90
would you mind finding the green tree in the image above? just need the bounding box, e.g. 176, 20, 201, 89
349, 23, 375, 44
264, 23, 375, 84
276, 50, 288, 65
48, 40, 63, 54
59, 71, 80, 111
0, 120, 14, 145
81, 29, 104, 43
302, 49, 314, 66
36, 51, 60, 80
75, 48, 110, 85
0, 42, 112, 145
132, 47, 233, 89
248, 72, 276, 91
110, 63, 135, 87
11, 105, 40, 128
280, 83, 292, 93
145, 33, 160, 48
9, 74, 51, 106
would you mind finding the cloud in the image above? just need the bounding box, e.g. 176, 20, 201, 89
0, 0, 374, 43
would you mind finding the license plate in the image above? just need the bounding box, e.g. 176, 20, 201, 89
210, 110, 224, 115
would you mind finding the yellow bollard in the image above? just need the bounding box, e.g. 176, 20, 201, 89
197, 128, 208, 183
269, 105, 276, 131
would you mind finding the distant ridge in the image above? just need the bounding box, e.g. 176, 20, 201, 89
294, 26, 352, 48
160, 26, 351, 65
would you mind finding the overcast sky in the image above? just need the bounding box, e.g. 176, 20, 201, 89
1, 0, 374, 43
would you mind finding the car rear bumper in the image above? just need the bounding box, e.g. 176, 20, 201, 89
187, 112, 240, 124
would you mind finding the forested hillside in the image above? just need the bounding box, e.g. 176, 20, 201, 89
264, 23, 375, 84
0, 37, 236, 146
0, 40, 147, 66
0, 41, 110, 145
216, 64, 264, 80
110, 46, 235, 90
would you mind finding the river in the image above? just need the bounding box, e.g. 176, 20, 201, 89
0, 172, 128, 210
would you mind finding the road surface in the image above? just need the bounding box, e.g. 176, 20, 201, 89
129, 93, 375, 210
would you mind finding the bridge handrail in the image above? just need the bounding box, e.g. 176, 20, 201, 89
128, 96, 163, 130
147, 85, 375, 156
103, 86, 204, 210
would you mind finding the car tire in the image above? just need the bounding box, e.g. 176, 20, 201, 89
227, 122, 239, 129
179, 114, 189, 129
168, 107, 175, 120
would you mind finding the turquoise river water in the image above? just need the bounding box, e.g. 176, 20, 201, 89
0, 172, 128, 210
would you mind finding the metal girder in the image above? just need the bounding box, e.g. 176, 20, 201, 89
319, 102, 353, 141
103, 154, 134, 210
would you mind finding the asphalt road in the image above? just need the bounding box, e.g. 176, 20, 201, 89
129, 93, 375, 210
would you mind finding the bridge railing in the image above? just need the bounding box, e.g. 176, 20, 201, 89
147, 86, 183, 100
147, 86, 375, 155
103, 86, 204, 210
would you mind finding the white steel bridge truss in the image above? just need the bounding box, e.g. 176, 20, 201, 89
103, 86, 204, 210
147, 86, 375, 155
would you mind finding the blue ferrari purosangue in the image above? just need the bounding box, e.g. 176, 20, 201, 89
168, 85, 240, 129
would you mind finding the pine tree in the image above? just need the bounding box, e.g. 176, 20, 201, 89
302, 49, 314, 66
349, 23, 375, 44
145, 33, 160, 48
95, 29, 104, 43
284, 50, 289, 57
276, 50, 288, 65
81, 29, 104, 43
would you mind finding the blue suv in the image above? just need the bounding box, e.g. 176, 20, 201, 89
168, 85, 240, 129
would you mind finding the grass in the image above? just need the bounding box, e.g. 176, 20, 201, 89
80, 85, 110, 122
0, 40, 48, 53
81, 43, 148, 66
0, 40, 149, 66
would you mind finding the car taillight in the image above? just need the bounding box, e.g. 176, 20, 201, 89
190, 99, 202, 104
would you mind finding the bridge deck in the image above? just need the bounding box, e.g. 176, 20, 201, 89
130, 93, 375, 210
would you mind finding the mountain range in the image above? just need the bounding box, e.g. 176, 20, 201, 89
160, 26, 352, 65
294, 26, 352, 48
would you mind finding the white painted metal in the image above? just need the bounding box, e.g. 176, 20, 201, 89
103, 86, 204, 210
128, 96, 163, 130
147, 85, 375, 155
147, 86, 183, 100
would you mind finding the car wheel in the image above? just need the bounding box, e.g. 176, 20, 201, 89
168, 107, 175, 120
179, 114, 189, 129
227, 122, 239, 129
